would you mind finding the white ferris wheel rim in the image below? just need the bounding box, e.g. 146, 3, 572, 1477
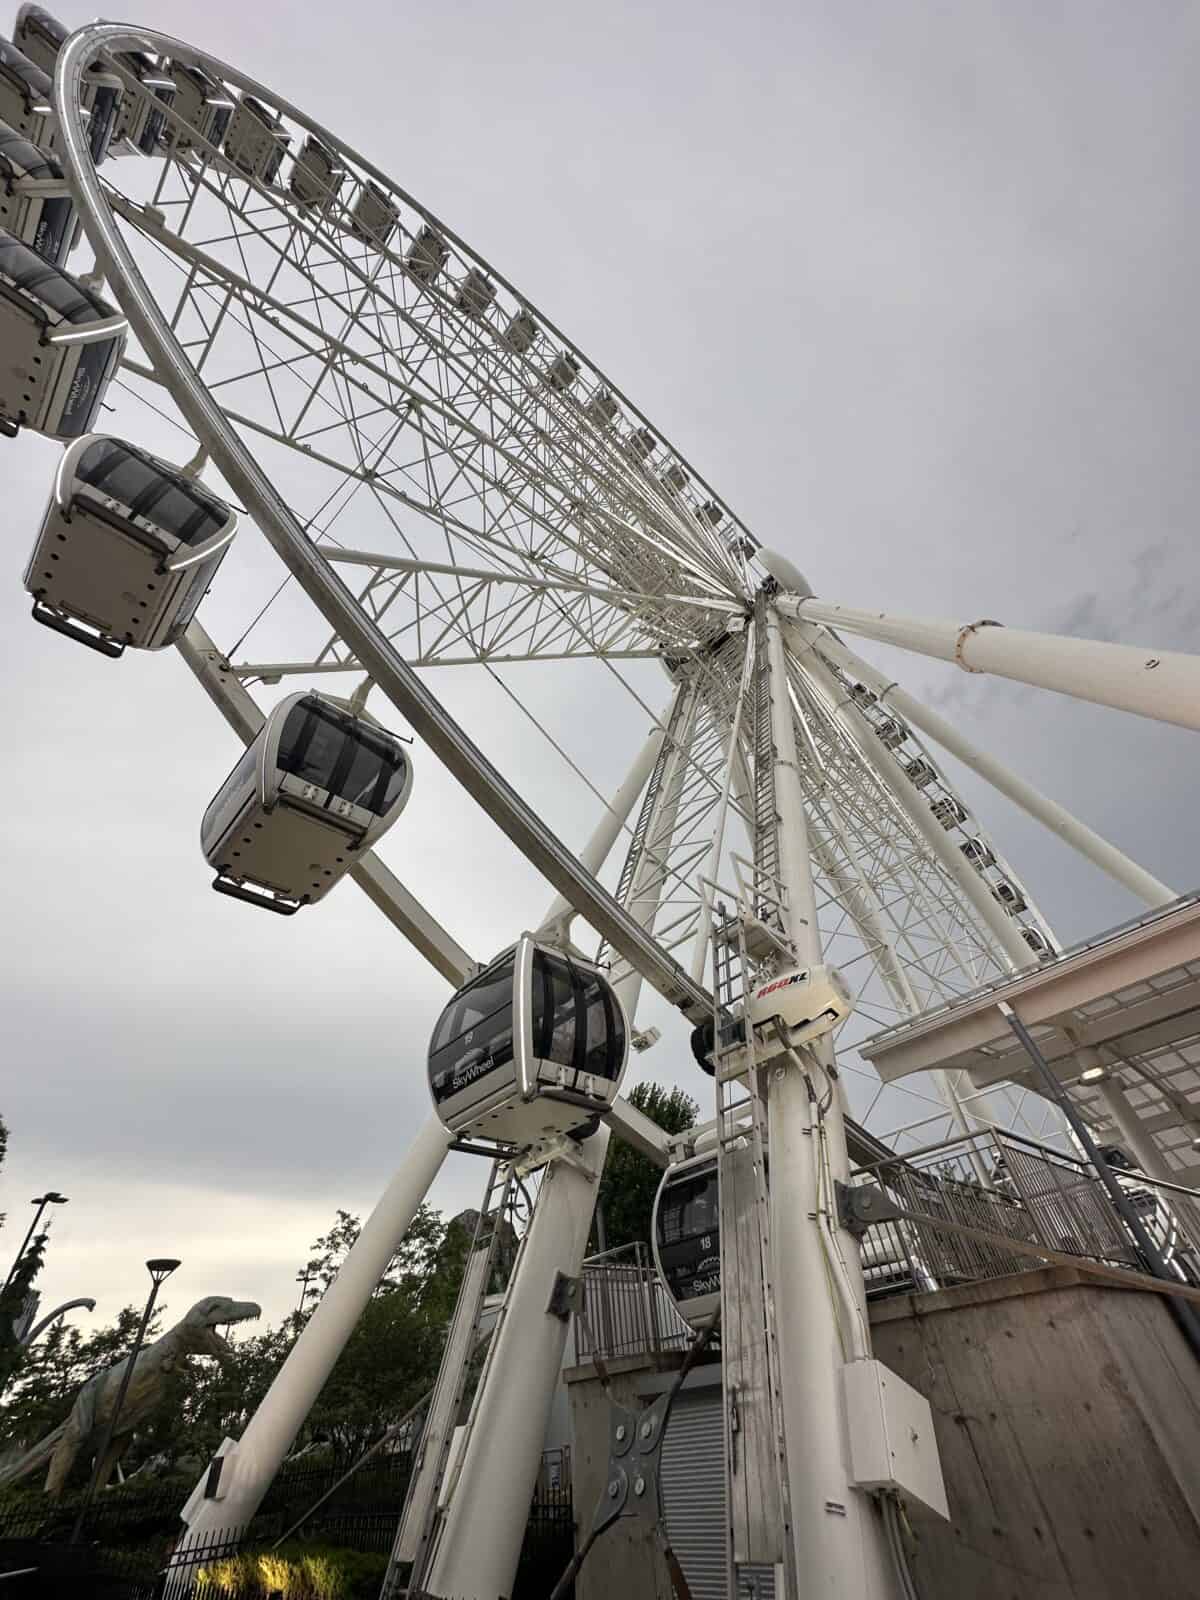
52, 19, 728, 1026
47, 21, 1075, 1161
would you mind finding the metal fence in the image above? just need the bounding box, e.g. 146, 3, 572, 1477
0, 1467, 573, 1598
851, 1126, 1200, 1296
575, 1243, 694, 1364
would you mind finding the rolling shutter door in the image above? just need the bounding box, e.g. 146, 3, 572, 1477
659, 1388, 726, 1600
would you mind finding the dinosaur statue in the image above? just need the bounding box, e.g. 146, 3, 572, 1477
0, 1295, 260, 1498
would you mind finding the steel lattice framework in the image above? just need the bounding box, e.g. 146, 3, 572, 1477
35, 25, 1107, 1157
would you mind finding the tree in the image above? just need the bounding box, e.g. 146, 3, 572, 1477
0, 1232, 47, 1395
593, 1081, 699, 1252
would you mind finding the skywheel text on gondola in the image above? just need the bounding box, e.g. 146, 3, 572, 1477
201, 692, 413, 915
24, 433, 237, 656
651, 1152, 721, 1328
0, 229, 124, 437
0, 118, 77, 266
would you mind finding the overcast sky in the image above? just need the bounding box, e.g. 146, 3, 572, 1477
3, 0, 1199, 1345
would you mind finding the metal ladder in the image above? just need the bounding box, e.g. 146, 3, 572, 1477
712, 911, 798, 1600
381, 1158, 516, 1599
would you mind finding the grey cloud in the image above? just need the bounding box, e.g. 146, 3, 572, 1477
5, 0, 1200, 1331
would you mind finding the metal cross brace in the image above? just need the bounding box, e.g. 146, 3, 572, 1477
549, 1295, 719, 1600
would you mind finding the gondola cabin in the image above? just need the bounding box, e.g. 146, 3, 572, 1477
0, 36, 67, 158
651, 1154, 720, 1328
347, 180, 398, 248
223, 95, 289, 184
289, 136, 344, 212
201, 693, 413, 914
0, 230, 125, 438
427, 934, 628, 1148
12, 6, 118, 164
107, 50, 174, 156
166, 62, 234, 151
0, 119, 77, 266
24, 433, 237, 656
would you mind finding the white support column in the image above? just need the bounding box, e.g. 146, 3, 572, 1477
423, 1130, 608, 1600
690, 626, 756, 981
1072, 1046, 1173, 1182
806, 626, 1176, 910
777, 594, 1200, 733
176, 1114, 452, 1543
615, 674, 703, 1022
425, 686, 699, 1600
537, 721, 669, 940
762, 606, 898, 1600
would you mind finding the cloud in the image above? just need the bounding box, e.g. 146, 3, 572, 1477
5, 0, 1200, 1345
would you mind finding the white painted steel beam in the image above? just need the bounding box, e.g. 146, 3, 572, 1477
763, 605, 899, 1599
176, 1114, 452, 1548
778, 594, 1200, 733
806, 627, 1175, 910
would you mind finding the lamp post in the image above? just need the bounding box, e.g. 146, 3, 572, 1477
70, 1258, 180, 1543
3, 1192, 68, 1293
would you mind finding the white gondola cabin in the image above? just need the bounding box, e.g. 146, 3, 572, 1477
456, 266, 495, 318
347, 180, 398, 248
224, 94, 289, 184
0, 119, 76, 266
992, 879, 1028, 916
107, 50, 174, 157
166, 61, 234, 152
960, 836, 995, 870
406, 224, 448, 285
652, 1154, 720, 1329
427, 934, 628, 1148
24, 433, 237, 656
201, 693, 413, 914
930, 795, 968, 830
12, 6, 118, 164
0, 36, 67, 158
289, 135, 344, 213
874, 716, 909, 751
0, 230, 125, 438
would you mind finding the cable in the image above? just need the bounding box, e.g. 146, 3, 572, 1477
882, 1492, 923, 1600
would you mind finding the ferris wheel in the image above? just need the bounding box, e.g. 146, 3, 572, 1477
5, 15, 1198, 1600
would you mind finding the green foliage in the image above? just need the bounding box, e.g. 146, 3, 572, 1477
196, 1542, 388, 1599
593, 1080, 700, 1252
0, 1194, 483, 1484
0, 1232, 47, 1394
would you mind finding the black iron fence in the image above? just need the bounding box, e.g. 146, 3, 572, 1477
0, 1452, 573, 1598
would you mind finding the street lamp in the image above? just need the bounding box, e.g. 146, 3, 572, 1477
2, 1192, 68, 1293
70, 1258, 180, 1543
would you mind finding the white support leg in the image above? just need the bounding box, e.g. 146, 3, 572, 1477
805, 626, 1176, 910
425, 686, 698, 1599
537, 719, 669, 941
422, 1130, 609, 1600
176, 1114, 452, 1543
763, 606, 898, 1600
616, 675, 702, 1022
778, 593, 1200, 733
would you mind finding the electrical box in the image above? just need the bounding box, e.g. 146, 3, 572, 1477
841, 1359, 948, 1520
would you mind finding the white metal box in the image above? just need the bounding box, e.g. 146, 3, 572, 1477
841, 1358, 948, 1520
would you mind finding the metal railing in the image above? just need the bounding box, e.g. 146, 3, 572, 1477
851, 1127, 1200, 1297
575, 1242, 694, 1364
